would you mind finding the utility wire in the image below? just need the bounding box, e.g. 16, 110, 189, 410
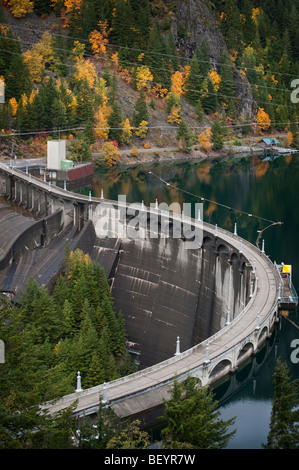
147, 169, 283, 226
0, 44, 297, 111
0, 120, 297, 137
2, 20, 299, 79
0, 28, 296, 95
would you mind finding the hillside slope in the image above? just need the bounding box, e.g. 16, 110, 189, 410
0, 0, 297, 162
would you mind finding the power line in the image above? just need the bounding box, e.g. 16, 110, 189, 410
147, 169, 283, 226
2, 20, 299, 79
0, 30, 293, 95
0, 44, 297, 112
0, 24, 297, 106
0, 120, 297, 138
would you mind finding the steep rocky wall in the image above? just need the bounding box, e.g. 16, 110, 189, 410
172, 0, 254, 117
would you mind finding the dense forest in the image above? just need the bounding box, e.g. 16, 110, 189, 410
0, 0, 298, 449
0, 247, 138, 447
0, 0, 298, 162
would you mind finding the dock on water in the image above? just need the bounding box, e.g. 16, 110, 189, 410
275, 263, 298, 311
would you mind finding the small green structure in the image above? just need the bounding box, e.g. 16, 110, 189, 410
61, 159, 74, 170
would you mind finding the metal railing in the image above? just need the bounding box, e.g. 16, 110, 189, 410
275, 262, 298, 306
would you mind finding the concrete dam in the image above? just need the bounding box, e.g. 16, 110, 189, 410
0, 163, 281, 421
104, 229, 251, 369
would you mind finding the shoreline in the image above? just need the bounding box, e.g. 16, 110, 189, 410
115, 144, 263, 167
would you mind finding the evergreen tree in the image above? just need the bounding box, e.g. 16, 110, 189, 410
81, 0, 102, 40
74, 78, 94, 127
218, 53, 236, 112
85, 352, 106, 388
202, 78, 217, 114
108, 101, 123, 143
51, 25, 69, 77
106, 419, 150, 449
78, 398, 123, 449
184, 53, 202, 105
5, 54, 32, 102
219, 0, 243, 53
176, 119, 194, 152
195, 41, 210, 82
211, 119, 225, 150
34, 0, 52, 15
58, 80, 76, 128
51, 98, 67, 131
161, 376, 236, 449
132, 89, 149, 128
130, 0, 150, 46
264, 359, 299, 449
145, 20, 169, 83
241, 0, 257, 45
110, 0, 135, 47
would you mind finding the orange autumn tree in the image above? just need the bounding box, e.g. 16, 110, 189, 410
285, 131, 293, 147
198, 128, 212, 152
89, 20, 110, 59
256, 107, 271, 131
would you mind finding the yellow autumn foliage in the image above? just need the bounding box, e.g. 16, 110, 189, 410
256, 107, 271, 131
209, 69, 221, 92
168, 105, 182, 124
135, 120, 148, 138
122, 118, 133, 144
94, 108, 110, 141
135, 66, 153, 92
4, 0, 34, 17
74, 56, 97, 88
101, 141, 120, 167
23, 32, 54, 83
170, 71, 185, 96
9, 97, 18, 116
198, 128, 212, 152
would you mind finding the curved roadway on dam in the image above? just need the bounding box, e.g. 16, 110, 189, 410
0, 163, 280, 422
45, 221, 280, 422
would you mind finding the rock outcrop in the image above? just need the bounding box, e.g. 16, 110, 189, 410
172, 0, 254, 117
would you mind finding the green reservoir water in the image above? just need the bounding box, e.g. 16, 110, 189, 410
79, 152, 299, 449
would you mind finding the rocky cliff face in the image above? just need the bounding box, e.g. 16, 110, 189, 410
172, 0, 254, 117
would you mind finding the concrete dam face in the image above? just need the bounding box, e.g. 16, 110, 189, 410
95, 229, 251, 369
0, 165, 252, 371
0, 204, 251, 371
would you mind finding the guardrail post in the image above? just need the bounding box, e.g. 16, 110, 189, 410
175, 336, 181, 356
75, 371, 83, 393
